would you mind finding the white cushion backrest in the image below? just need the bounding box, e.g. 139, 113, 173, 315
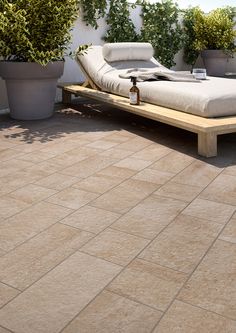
103, 42, 154, 62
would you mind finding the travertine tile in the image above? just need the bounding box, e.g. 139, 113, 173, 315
91, 179, 157, 214
18, 150, 56, 163
35, 173, 79, 191
107, 258, 187, 311
139, 214, 222, 273
150, 151, 194, 174
200, 173, 236, 206
0, 223, 93, 290
0, 159, 34, 177
178, 240, 236, 319
171, 160, 221, 187
46, 187, 98, 210
116, 137, 152, 152
0, 202, 73, 252
0, 252, 121, 333
62, 205, 120, 234
132, 168, 174, 185
0, 197, 29, 219
60, 155, 117, 178
0, 326, 12, 333
0, 282, 20, 308
9, 184, 57, 205
86, 139, 119, 150
81, 228, 149, 266
155, 182, 202, 202
0, 148, 24, 162
72, 174, 124, 194
48, 146, 99, 168
100, 147, 133, 159
97, 165, 136, 180
219, 218, 236, 244
154, 300, 236, 333
131, 144, 171, 162
183, 198, 235, 224
103, 132, 131, 143
62, 290, 162, 333
112, 195, 187, 239
223, 164, 236, 177
114, 157, 152, 171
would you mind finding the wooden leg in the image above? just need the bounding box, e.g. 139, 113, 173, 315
62, 89, 72, 104
198, 132, 217, 157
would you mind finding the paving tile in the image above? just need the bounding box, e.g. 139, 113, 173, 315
0, 282, 20, 308
132, 168, 174, 185
18, 150, 56, 163
97, 165, 136, 180
48, 146, 99, 168
91, 179, 157, 214
0, 202, 73, 252
82, 228, 149, 266
62, 290, 162, 333
0, 148, 24, 162
150, 151, 194, 174
200, 173, 236, 206
0, 252, 121, 333
60, 155, 118, 179
171, 160, 221, 187
46, 187, 98, 210
223, 164, 236, 177
86, 139, 119, 150
100, 147, 134, 159
139, 214, 222, 273
0, 197, 29, 220
114, 157, 152, 171
153, 300, 236, 333
103, 132, 132, 143
9, 184, 57, 205
62, 205, 120, 234
107, 258, 187, 311
131, 144, 171, 162
35, 173, 79, 191
116, 137, 152, 152
178, 240, 236, 320
155, 182, 203, 202
72, 173, 124, 194
0, 326, 12, 333
219, 217, 236, 244
0, 159, 34, 177
183, 198, 235, 224
111, 195, 187, 239
0, 223, 93, 290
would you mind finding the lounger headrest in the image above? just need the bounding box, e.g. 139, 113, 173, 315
103, 43, 154, 62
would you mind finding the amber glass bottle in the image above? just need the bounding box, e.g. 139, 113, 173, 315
129, 77, 140, 105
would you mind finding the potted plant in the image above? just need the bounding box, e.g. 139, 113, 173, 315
0, 0, 78, 120
183, 7, 236, 76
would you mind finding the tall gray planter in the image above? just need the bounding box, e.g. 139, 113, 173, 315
0, 61, 64, 120
201, 50, 228, 77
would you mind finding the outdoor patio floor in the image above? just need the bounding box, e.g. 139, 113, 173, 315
0, 98, 236, 333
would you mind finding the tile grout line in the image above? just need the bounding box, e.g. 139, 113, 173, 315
150, 205, 236, 332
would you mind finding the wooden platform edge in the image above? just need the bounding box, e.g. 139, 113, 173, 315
58, 84, 236, 158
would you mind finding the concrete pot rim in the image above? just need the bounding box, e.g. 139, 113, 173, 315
201, 50, 229, 59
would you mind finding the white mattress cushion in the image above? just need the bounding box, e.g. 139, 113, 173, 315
103, 42, 154, 62
77, 45, 236, 118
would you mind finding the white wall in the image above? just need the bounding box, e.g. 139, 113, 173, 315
1, 6, 236, 110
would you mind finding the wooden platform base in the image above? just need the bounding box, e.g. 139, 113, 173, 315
57, 83, 236, 158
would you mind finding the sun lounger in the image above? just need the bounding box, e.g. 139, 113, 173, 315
58, 42, 236, 157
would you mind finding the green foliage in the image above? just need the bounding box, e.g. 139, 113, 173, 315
183, 6, 236, 65
104, 0, 138, 42
139, 0, 183, 68
0, 0, 78, 65
182, 7, 202, 66
79, 0, 107, 29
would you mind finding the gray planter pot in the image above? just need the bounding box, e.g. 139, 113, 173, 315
0, 61, 64, 120
201, 50, 228, 77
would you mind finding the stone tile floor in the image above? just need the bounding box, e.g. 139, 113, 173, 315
0, 98, 236, 332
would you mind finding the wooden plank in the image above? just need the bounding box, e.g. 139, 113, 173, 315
198, 132, 217, 157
